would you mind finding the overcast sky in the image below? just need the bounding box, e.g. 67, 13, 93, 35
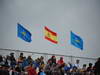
0, 0, 100, 58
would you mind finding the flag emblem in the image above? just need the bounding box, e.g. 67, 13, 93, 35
44, 26, 58, 44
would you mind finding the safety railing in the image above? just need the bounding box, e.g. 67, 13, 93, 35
0, 48, 97, 67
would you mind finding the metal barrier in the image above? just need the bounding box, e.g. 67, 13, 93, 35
0, 48, 97, 67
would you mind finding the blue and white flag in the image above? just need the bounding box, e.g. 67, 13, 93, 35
17, 23, 32, 42
71, 31, 83, 50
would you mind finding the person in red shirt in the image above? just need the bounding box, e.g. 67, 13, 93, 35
25, 64, 37, 75
57, 57, 64, 65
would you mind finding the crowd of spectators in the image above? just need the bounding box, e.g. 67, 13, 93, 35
0, 53, 100, 75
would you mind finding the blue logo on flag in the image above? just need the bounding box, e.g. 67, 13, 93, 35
17, 23, 32, 42
71, 31, 83, 50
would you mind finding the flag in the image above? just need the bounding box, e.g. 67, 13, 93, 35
71, 31, 83, 50
44, 26, 58, 44
17, 23, 32, 42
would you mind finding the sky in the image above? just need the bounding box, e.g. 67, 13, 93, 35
0, 0, 100, 58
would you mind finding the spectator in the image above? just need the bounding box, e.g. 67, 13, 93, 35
5, 55, 11, 66
9, 53, 16, 68
44, 61, 51, 75
12, 64, 22, 75
27, 56, 33, 64
81, 64, 87, 72
33, 58, 40, 69
17, 53, 24, 63
73, 59, 80, 69
48, 55, 56, 66
0, 64, 9, 75
87, 63, 94, 75
81, 64, 87, 75
57, 57, 64, 65
39, 56, 44, 66
25, 64, 37, 75
38, 67, 46, 75
87, 63, 93, 72
64, 63, 71, 72
22, 56, 30, 70
94, 57, 100, 75
17, 53, 25, 70
0, 55, 3, 65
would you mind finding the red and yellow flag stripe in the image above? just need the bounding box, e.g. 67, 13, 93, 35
44, 26, 58, 44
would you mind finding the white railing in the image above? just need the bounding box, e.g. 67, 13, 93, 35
0, 48, 97, 67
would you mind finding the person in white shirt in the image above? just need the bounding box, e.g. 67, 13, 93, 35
73, 59, 80, 69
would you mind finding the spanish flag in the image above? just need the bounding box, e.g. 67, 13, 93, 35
44, 26, 58, 44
